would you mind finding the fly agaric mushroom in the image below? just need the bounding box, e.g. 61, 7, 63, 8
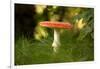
39, 21, 73, 53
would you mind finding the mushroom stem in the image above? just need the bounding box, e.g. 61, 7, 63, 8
52, 28, 61, 53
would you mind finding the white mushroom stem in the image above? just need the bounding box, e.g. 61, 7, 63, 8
52, 28, 61, 53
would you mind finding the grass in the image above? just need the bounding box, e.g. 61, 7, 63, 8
15, 30, 94, 65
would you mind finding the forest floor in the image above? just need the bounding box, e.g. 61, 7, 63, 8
15, 31, 94, 65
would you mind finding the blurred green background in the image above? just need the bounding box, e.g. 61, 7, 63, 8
15, 4, 94, 65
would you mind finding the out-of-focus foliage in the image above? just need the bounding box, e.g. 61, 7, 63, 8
72, 8, 94, 40
34, 26, 48, 40
75, 18, 86, 30
35, 5, 46, 14
34, 6, 94, 41
15, 4, 94, 41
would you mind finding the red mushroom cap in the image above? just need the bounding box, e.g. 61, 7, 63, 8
39, 21, 73, 29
